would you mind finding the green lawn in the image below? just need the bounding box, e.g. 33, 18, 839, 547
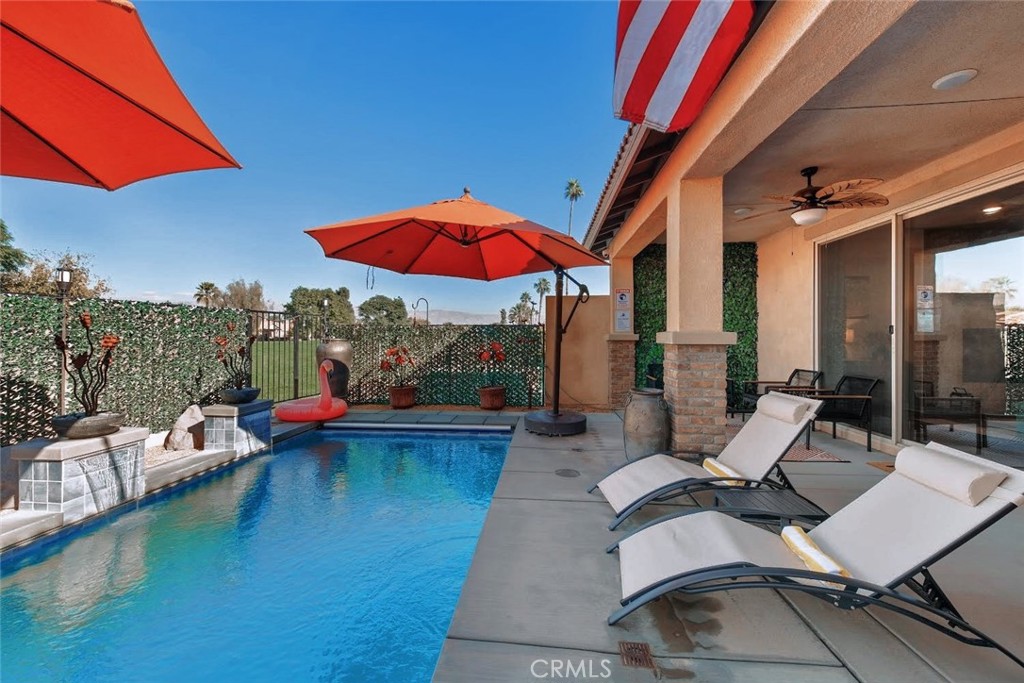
250, 340, 320, 403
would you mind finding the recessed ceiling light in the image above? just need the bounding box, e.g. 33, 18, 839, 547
982, 206, 1002, 215
931, 69, 978, 91
733, 207, 753, 216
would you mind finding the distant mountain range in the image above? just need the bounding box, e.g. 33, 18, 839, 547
417, 309, 500, 325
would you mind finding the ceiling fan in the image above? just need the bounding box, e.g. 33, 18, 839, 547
740, 166, 889, 225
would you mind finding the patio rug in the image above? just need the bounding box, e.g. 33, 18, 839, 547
725, 425, 848, 463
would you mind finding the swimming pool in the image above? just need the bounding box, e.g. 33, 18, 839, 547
0, 429, 509, 682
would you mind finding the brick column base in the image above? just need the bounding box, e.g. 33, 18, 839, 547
607, 339, 637, 409
663, 344, 728, 454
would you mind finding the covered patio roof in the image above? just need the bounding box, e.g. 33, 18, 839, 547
584, 0, 1024, 256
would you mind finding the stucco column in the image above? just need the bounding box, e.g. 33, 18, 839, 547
606, 255, 639, 408
657, 177, 736, 454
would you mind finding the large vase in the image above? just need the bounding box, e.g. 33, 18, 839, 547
316, 339, 353, 397
389, 385, 416, 409
51, 412, 126, 439
622, 388, 670, 461
219, 387, 261, 404
479, 386, 506, 410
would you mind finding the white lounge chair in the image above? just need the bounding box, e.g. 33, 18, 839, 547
591, 392, 824, 529
606, 442, 1024, 667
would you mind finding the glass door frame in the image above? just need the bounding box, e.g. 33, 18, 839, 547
811, 166, 1024, 450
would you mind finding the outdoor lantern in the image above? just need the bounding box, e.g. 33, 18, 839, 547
55, 267, 73, 296
791, 207, 827, 226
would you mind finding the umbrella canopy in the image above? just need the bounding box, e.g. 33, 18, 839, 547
0, 0, 239, 190
305, 189, 607, 280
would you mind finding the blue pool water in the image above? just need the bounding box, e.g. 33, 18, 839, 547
0, 430, 509, 682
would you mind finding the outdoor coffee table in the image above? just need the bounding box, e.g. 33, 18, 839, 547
714, 488, 829, 529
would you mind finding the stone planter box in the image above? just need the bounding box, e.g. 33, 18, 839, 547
10, 427, 149, 523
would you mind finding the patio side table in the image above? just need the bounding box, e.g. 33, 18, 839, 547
714, 488, 829, 529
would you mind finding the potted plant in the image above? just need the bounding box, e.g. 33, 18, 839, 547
52, 310, 126, 439
215, 321, 259, 404
380, 346, 416, 409
477, 340, 507, 410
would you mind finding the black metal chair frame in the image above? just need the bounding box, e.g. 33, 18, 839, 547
785, 375, 880, 451
606, 505, 1023, 668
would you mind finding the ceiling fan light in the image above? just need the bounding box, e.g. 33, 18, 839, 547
791, 207, 827, 226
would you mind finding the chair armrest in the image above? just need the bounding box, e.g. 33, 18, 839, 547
817, 394, 874, 401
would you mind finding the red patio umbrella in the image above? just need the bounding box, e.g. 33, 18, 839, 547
306, 188, 608, 435
0, 0, 239, 190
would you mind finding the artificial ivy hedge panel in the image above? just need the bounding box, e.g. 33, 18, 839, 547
333, 323, 545, 407
632, 242, 758, 388
1, 294, 246, 446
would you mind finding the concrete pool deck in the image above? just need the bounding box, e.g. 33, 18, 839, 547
428, 411, 1024, 683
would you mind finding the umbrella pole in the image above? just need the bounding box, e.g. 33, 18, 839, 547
524, 267, 587, 436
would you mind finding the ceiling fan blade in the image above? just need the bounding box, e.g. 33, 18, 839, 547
762, 194, 804, 204
825, 192, 889, 209
735, 206, 795, 222
816, 178, 883, 200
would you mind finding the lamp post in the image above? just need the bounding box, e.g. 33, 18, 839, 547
412, 297, 429, 326
321, 297, 330, 341
55, 267, 73, 414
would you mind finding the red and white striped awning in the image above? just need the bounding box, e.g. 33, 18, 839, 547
613, 0, 754, 133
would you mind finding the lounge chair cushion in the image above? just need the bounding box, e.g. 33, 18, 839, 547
757, 393, 810, 424
782, 526, 850, 580
896, 445, 1007, 506
702, 457, 743, 485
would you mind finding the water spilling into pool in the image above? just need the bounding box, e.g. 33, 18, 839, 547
1, 430, 509, 682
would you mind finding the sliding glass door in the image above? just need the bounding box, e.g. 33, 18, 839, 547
818, 225, 893, 437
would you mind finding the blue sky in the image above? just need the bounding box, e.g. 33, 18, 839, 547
1, 1, 625, 314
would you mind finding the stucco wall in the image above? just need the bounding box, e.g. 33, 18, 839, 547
756, 228, 814, 383
543, 294, 610, 409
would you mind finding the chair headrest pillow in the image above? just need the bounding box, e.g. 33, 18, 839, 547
895, 445, 1007, 506
757, 393, 810, 424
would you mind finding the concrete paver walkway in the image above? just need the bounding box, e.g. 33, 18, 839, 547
432, 412, 1024, 683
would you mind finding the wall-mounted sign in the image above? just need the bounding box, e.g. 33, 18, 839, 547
916, 309, 935, 333
916, 285, 934, 309
614, 310, 631, 332
614, 288, 631, 310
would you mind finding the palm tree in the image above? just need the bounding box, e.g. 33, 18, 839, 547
564, 178, 584, 238
534, 277, 551, 318
194, 281, 218, 308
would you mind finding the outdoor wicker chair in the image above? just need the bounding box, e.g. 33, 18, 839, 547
606, 441, 1024, 668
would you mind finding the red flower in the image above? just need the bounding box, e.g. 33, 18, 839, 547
380, 359, 392, 371
214, 336, 228, 348
226, 322, 236, 332
480, 350, 492, 362
386, 347, 398, 357
100, 334, 120, 349
396, 355, 406, 366
79, 311, 92, 329
496, 351, 506, 362
490, 341, 503, 352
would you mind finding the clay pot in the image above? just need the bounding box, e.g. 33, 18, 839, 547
622, 388, 670, 461
389, 385, 416, 409
316, 339, 353, 368
479, 386, 506, 410
219, 387, 261, 404
51, 412, 125, 439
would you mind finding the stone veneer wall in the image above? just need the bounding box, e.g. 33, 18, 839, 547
663, 344, 729, 454
608, 340, 637, 409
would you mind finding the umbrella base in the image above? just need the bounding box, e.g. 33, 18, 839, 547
523, 410, 587, 436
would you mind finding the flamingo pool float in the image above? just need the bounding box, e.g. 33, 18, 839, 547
276, 360, 348, 422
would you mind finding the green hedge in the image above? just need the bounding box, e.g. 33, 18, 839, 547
633, 243, 758, 387
1, 294, 246, 445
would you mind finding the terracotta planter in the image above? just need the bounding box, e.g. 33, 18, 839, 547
479, 386, 506, 410
389, 385, 416, 409
219, 387, 261, 404
51, 411, 125, 439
